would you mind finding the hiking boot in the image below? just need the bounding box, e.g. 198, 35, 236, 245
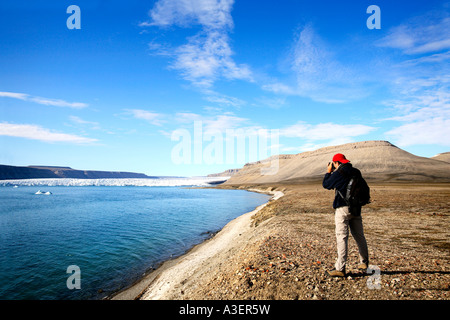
327, 269, 345, 277
358, 263, 369, 270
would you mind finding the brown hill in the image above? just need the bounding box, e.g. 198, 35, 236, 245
207, 168, 240, 177
225, 140, 450, 184
432, 152, 450, 163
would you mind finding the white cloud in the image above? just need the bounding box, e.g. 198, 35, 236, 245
383, 84, 450, 147
254, 96, 287, 109
261, 83, 295, 95
386, 117, 450, 147
69, 116, 101, 130
0, 91, 88, 109
30, 97, 87, 109
0, 122, 97, 144
174, 112, 202, 123
142, 0, 252, 88
385, 88, 450, 122
127, 109, 166, 126
264, 10, 449, 108
171, 111, 375, 147
280, 122, 376, 141
172, 31, 252, 87
399, 51, 450, 67
202, 90, 245, 107
168, 111, 375, 161
377, 10, 450, 148
280, 138, 359, 154
69, 115, 98, 125
263, 25, 369, 103
174, 111, 249, 133
272, 121, 377, 154
377, 15, 450, 55
146, 0, 234, 29
0, 91, 28, 100
203, 114, 249, 133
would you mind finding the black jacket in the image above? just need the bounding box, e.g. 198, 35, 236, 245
322, 163, 359, 209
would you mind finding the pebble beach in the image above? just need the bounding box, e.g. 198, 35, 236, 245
112, 182, 450, 300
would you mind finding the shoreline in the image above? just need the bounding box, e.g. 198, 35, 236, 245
109, 181, 450, 300
110, 187, 284, 300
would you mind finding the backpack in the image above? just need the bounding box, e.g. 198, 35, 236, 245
337, 167, 371, 211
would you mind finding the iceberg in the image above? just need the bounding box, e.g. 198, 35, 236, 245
35, 190, 52, 195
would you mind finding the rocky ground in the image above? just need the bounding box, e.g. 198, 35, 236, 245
181, 182, 450, 300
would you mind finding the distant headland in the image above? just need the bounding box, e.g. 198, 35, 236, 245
0, 165, 157, 180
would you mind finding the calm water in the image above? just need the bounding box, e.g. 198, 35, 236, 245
0, 186, 270, 300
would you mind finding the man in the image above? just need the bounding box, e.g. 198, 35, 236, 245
322, 153, 369, 277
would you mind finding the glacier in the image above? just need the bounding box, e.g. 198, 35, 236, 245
0, 177, 230, 187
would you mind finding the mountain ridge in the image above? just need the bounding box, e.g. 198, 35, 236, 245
207, 168, 240, 177
432, 152, 450, 163
0, 164, 156, 180
225, 140, 450, 184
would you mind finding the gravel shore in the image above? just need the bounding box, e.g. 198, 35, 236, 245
114, 182, 450, 300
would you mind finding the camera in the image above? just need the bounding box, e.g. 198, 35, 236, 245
328, 162, 336, 172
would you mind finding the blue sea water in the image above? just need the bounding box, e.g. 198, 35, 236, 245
0, 185, 270, 300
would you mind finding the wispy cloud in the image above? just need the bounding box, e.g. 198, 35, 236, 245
378, 10, 450, 147
386, 118, 450, 147
174, 111, 250, 133
262, 83, 296, 96
280, 122, 376, 141
126, 109, 166, 126
142, 0, 234, 29
278, 121, 376, 152
142, 0, 252, 89
384, 83, 450, 146
263, 25, 370, 103
172, 31, 252, 87
69, 116, 101, 130
398, 51, 450, 68
254, 96, 287, 109
202, 90, 246, 107
30, 97, 87, 109
171, 110, 376, 155
0, 91, 88, 109
0, 92, 28, 100
0, 122, 97, 144
376, 14, 450, 55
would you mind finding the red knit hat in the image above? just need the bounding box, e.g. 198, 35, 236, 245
332, 153, 350, 164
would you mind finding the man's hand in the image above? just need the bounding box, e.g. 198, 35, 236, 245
327, 162, 334, 173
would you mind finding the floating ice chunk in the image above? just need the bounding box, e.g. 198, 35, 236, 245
35, 190, 52, 195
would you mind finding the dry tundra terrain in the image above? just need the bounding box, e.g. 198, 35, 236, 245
180, 182, 450, 300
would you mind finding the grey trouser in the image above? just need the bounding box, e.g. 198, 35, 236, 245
334, 206, 369, 272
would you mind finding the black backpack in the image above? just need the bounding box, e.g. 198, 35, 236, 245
337, 167, 371, 211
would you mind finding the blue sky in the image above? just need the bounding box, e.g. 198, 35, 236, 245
1, 0, 449, 176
